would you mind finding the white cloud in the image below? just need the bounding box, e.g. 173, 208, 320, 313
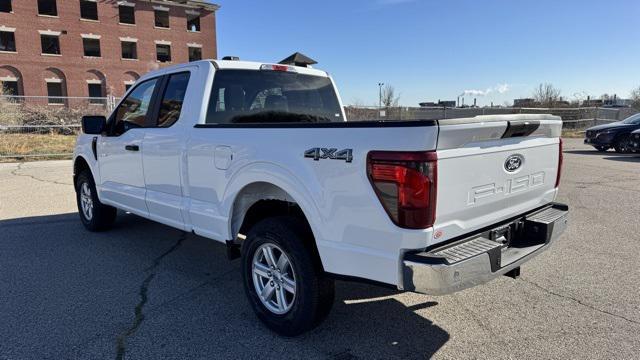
460, 83, 511, 97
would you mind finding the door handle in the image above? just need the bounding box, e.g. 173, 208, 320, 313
125, 144, 139, 151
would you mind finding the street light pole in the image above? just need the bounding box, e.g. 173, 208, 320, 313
378, 82, 384, 119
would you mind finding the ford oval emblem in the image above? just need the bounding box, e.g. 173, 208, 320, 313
504, 154, 524, 172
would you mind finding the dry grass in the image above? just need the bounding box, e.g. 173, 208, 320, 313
0, 133, 76, 162
562, 129, 585, 138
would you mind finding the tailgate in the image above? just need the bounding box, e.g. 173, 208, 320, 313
433, 114, 562, 243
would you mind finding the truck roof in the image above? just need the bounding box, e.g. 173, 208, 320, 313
213, 59, 329, 77
138, 59, 330, 82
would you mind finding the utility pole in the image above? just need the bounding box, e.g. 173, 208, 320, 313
378, 82, 384, 119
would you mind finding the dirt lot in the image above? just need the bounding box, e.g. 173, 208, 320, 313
0, 138, 639, 359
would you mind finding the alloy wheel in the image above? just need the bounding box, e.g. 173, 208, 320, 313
251, 243, 297, 315
80, 182, 94, 221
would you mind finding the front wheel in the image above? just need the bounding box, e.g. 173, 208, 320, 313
614, 135, 632, 153
75, 171, 117, 231
241, 216, 334, 336
595, 146, 609, 152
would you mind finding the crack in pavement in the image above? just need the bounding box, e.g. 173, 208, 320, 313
148, 267, 237, 313
522, 278, 640, 326
9, 163, 73, 186
114, 232, 187, 360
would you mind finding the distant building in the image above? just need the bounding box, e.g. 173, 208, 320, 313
582, 99, 603, 107
419, 99, 456, 108
513, 98, 536, 107
0, 0, 219, 99
603, 98, 632, 108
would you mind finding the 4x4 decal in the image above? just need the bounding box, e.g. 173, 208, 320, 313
304, 148, 353, 163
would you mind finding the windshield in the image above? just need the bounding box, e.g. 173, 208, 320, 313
622, 113, 640, 124
205, 69, 343, 124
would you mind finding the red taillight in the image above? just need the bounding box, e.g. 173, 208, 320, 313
555, 138, 563, 188
367, 151, 437, 229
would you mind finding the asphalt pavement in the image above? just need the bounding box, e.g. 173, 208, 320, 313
0, 138, 639, 359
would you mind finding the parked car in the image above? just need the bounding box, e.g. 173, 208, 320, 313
73, 59, 568, 336
584, 113, 640, 152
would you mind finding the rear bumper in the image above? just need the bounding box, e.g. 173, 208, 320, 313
401, 203, 568, 295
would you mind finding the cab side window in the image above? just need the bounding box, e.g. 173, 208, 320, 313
112, 78, 158, 135
156, 72, 190, 127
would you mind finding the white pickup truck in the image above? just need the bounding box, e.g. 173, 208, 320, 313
73, 59, 568, 335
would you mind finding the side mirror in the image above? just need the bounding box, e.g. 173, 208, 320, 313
81, 115, 106, 135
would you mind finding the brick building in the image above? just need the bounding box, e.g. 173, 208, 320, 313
0, 0, 218, 100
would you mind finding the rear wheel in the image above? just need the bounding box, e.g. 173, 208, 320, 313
614, 135, 632, 153
75, 171, 117, 231
241, 216, 334, 336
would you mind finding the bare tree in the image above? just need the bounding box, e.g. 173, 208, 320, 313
630, 87, 640, 110
532, 83, 561, 107
381, 84, 400, 108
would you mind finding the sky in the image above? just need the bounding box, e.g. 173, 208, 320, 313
215, 0, 640, 107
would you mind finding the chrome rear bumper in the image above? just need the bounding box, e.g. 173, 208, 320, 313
401, 203, 568, 295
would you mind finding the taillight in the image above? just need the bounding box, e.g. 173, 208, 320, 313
555, 138, 563, 188
367, 151, 437, 229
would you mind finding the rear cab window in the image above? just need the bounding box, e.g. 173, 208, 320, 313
156, 72, 190, 127
205, 69, 343, 124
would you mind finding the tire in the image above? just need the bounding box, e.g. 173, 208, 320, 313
614, 135, 632, 154
595, 146, 608, 152
75, 170, 117, 231
241, 216, 335, 336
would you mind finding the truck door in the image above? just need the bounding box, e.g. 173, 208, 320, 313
98, 77, 160, 216
141, 71, 192, 230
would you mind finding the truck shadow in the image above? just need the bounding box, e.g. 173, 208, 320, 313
0, 212, 450, 359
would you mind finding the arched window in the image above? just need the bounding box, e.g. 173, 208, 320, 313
0, 65, 23, 97
43, 67, 67, 105
86, 69, 107, 104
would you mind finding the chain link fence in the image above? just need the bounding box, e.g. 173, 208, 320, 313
344, 105, 638, 130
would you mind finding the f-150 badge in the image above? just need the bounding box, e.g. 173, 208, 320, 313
304, 148, 353, 163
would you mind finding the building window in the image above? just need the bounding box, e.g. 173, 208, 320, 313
80, 0, 98, 20
0, 31, 16, 52
87, 82, 103, 104
187, 13, 200, 32
38, 0, 57, 16
82, 38, 101, 57
47, 82, 63, 104
0, 0, 12, 13
121, 41, 137, 59
1, 80, 18, 95
41, 35, 61, 55
124, 83, 133, 92
188, 46, 201, 62
154, 9, 169, 28
118, 4, 135, 24
156, 44, 171, 62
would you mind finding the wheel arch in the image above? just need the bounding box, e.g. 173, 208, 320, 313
73, 155, 92, 188
228, 180, 324, 270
